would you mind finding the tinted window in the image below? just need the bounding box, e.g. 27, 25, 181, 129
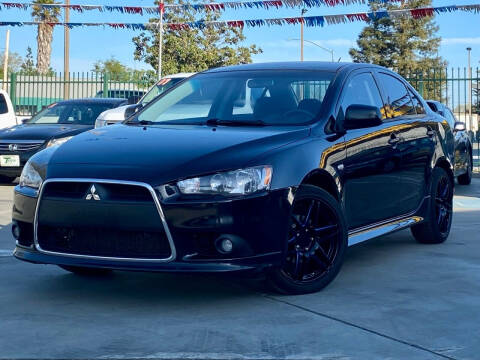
137, 71, 335, 126
28, 102, 118, 125
378, 73, 415, 117
408, 89, 425, 114
0, 94, 8, 114
341, 73, 385, 119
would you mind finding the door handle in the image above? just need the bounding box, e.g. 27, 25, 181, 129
427, 128, 436, 138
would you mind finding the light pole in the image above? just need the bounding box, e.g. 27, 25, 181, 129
289, 38, 335, 62
64, 0, 70, 99
2, 29, 10, 90
300, 8, 307, 62
467, 47, 472, 131
158, 0, 164, 80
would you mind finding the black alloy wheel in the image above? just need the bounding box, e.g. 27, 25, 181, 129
412, 167, 453, 244
268, 185, 347, 294
457, 152, 472, 185
435, 175, 453, 236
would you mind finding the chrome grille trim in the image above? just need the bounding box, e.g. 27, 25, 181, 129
0, 140, 44, 152
34, 178, 177, 263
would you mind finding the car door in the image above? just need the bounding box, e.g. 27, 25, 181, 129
339, 71, 401, 229
375, 72, 435, 217
0, 92, 17, 129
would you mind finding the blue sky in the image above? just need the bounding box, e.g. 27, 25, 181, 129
0, 0, 479, 73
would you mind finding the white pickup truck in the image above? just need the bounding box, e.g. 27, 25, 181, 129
0, 89, 19, 129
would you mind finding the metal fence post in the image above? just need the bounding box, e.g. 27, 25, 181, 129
103, 73, 109, 98
10, 72, 17, 114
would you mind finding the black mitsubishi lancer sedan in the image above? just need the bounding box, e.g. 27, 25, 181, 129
12, 62, 455, 294
0, 98, 127, 183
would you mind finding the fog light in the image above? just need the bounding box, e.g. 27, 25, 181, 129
12, 224, 20, 240
219, 238, 233, 254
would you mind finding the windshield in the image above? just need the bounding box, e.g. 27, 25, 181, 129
140, 78, 186, 106
28, 102, 119, 125
136, 70, 335, 126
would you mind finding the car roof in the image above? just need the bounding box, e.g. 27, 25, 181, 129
204, 61, 384, 74
54, 98, 127, 106
164, 73, 196, 79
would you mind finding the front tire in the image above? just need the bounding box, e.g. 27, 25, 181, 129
411, 167, 453, 244
59, 265, 112, 276
457, 151, 472, 185
267, 185, 347, 295
0, 175, 16, 184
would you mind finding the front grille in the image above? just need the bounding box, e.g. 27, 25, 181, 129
36, 181, 173, 260
37, 226, 171, 259
0, 141, 44, 152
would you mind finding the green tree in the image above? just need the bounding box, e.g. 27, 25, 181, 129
0, 52, 23, 78
93, 57, 131, 81
132, 0, 261, 76
349, 0, 446, 76
32, 0, 61, 74
20, 47, 38, 75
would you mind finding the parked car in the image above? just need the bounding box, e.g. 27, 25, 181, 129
426, 100, 473, 185
0, 89, 19, 129
95, 89, 146, 101
13, 62, 455, 294
0, 98, 127, 183
95, 73, 195, 128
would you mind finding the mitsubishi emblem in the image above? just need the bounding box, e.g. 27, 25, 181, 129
86, 185, 101, 201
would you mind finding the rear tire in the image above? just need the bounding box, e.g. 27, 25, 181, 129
267, 185, 347, 295
411, 167, 453, 244
59, 265, 112, 276
457, 152, 472, 185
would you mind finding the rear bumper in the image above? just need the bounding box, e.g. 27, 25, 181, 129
12, 183, 293, 273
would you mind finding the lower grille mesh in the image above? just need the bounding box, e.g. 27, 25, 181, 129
38, 226, 171, 259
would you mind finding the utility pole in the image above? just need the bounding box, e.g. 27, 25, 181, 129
467, 47, 472, 132
2, 29, 10, 90
64, 0, 70, 99
300, 9, 307, 62
158, 0, 164, 80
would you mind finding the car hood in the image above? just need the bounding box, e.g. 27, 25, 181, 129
48, 124, 311, 184
0, 124, 91, 141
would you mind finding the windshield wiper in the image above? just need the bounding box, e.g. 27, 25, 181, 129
205, 118, 266, 127
127, 119, 155, 126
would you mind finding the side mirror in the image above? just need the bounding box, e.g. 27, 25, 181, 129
127, 95, 141, 105
454, 121, 466, 132
124, 104, 141, 118
344, 104, 383, 130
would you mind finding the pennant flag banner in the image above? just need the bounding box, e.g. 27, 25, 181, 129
0, 0, 407, 14
0, 4, 479, 30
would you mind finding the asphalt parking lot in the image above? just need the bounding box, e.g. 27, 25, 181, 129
0, 179, 479, 360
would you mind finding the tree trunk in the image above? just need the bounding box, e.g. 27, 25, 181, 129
36, 23, 53, 75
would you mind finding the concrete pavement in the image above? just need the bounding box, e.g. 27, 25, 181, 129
0, 180, 479, 359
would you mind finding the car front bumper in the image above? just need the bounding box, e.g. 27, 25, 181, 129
12, 183, 294, 273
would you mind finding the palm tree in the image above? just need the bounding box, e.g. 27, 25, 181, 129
32, 0, 60, 74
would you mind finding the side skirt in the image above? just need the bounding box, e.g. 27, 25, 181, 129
348, 215, 424, 246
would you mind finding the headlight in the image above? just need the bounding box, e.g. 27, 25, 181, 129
47, 136, 73, 148
176, 166, 272, 196
20, 161, 43, 189
95, 118, 107, 128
